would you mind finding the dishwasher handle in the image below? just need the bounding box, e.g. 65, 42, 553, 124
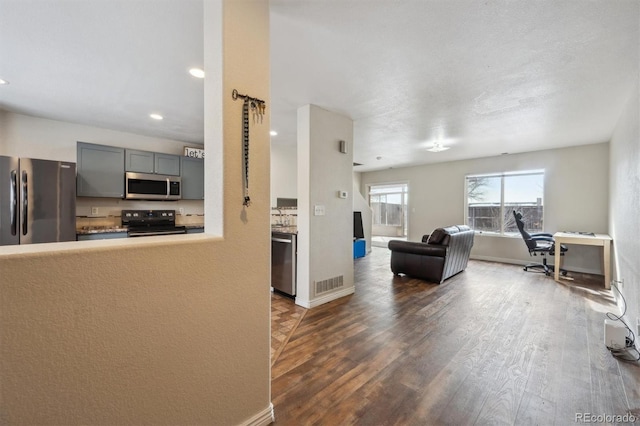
272, 237, 292, 243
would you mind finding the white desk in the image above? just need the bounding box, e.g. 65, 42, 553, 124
553, 232, 612, 289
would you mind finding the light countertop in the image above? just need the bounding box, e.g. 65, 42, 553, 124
76, 226, 128, 235
272, 226, 297, 234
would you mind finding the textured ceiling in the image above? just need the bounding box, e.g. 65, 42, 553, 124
0, 1, 638, 171
0, 0, 204, 144
270, 0, 639, 171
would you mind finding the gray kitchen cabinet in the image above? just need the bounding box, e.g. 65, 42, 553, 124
126, 149, 180, 176
125, 149, 154, 173
180, 157, 204, 199
77, 142, 125, 198
155, 153, 181, 176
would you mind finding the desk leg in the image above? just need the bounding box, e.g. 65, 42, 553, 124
554, 243, 561, 282
604, 241, 611, 290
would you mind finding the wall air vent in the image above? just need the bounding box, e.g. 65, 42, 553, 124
315, 275, 344, 295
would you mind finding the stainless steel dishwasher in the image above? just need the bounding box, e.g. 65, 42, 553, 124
271, 231, 296, 296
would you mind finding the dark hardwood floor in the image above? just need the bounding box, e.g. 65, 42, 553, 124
272, 292, 307, 366
271, 247, 640, 425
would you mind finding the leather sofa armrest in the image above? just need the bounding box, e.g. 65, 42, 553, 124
388, 240, 447, 257
421, 234, 430, 243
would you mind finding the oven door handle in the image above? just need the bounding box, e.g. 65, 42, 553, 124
166, 177, 170, 198
128, 230, 187, 237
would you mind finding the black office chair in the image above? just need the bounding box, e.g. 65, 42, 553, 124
513, 210, 567, 276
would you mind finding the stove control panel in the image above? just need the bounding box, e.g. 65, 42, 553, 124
122, 210, 176, 226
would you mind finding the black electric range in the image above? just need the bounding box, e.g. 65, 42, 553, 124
121, 210, 187, 237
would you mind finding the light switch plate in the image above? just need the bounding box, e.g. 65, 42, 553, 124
91, 207, 99, 216
314, 205, 325, 216
338, 190, 348, 199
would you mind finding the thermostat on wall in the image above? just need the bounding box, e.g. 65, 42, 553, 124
338, 190, 348, 199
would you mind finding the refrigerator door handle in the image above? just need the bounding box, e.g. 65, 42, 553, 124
10, 169, 17, 236
21, 170, 28, 236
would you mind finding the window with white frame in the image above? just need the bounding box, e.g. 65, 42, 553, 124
368, 183, 409, 237
465, 170, 545, 235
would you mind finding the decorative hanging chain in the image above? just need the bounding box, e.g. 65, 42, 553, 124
242, 99, 251, 206
232, 89, 266, 207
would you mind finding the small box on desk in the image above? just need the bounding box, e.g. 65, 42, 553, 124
353, 239, 366, 259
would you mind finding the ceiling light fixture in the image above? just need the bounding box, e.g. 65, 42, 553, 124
270, 130, 278, 136
426, 142, 450, 153
149, 113, 163, 120
0, 79, 8, 85
189, 68, 205, 78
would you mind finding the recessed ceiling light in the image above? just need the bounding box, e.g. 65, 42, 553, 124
426, 142, 450, 153
270, 130, 278, 136
149, 113, 163, 120
189, 68, 205, 78
0, 78, 8, 85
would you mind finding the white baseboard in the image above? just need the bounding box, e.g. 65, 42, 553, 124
470, 255, 523, 266
241, 403, 274, 426
295, 286, 355, 309
470, 255, 602, 276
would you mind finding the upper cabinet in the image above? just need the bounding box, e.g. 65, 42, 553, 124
77, 142, 201, 199
181, 157, 204, 200
77, 142, 125, 198
125, 149, 180, 176
125, 149, 154, 173
155, 153, 181, 176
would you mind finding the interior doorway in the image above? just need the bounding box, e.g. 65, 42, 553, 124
368, 183, 408, 247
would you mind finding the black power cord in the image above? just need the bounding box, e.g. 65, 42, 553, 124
606, 282, 640, 362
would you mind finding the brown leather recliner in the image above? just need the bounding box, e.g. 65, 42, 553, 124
388, 225, 475, 283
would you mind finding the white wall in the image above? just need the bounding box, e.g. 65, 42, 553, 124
270, 143, 297, 206
0, 110, 200, 161
0, 110, 205, 217
609, 77, 640, 350
0, 1, 272, 424
297, 104, 355, 308
361, 143, 610, 274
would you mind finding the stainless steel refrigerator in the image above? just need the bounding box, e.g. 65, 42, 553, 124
0, 156, 76, 245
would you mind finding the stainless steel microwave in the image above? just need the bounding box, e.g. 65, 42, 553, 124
125, 172, 181, 200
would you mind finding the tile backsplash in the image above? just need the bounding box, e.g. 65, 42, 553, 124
76, 198, 204, 227
271, 207, 297, 227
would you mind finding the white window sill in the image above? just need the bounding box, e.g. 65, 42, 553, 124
473, 231, 521, 239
